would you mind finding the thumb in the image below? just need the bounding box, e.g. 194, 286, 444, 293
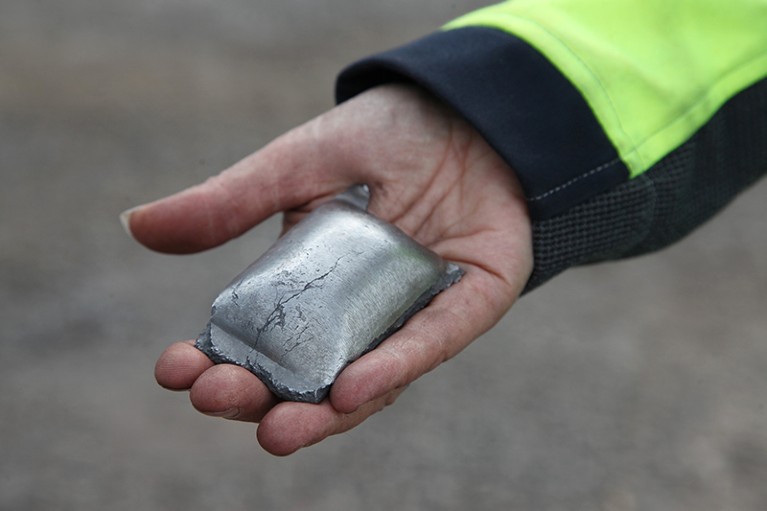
122, 124, 348, 254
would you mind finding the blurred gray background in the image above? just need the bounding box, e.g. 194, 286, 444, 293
1, 1, 766, 510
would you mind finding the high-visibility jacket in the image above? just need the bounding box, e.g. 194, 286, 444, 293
337, 0, 767, 290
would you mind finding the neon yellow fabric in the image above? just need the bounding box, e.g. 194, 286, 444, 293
445, 0, 767, 177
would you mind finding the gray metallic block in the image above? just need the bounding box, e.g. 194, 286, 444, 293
195, 185, 462, 403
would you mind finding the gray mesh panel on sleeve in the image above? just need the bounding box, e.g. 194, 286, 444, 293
524, 79, 767, 292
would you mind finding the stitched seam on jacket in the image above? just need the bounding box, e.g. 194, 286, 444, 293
527, 158, 621, 202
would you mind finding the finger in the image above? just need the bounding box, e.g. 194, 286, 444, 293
330, 268, 515, 414
189, 364, 279, 422
123, 125, 348, 254
256, 387, 406, 456
155, 341, 214, 391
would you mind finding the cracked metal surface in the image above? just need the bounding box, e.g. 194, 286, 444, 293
196, 186, 463, 403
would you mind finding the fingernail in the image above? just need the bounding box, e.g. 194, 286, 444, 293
119, 206, 142, 240
207, 408, 240, 419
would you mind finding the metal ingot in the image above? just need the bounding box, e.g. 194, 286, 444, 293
195, 185, 463, 403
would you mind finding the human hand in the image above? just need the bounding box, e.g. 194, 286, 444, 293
124, 84, 533, 455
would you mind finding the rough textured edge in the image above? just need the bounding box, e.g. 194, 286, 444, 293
195, 263, 465, 403
195, 326, 331, 402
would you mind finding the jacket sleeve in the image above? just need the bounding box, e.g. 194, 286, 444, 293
335, 0, 767, 291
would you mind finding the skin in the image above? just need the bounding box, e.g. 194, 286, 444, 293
125, 84, 534, 456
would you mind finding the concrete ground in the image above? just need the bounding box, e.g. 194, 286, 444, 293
1, 1, 766, 510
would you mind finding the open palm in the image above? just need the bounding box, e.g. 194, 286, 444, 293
126, 85, 533, 455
